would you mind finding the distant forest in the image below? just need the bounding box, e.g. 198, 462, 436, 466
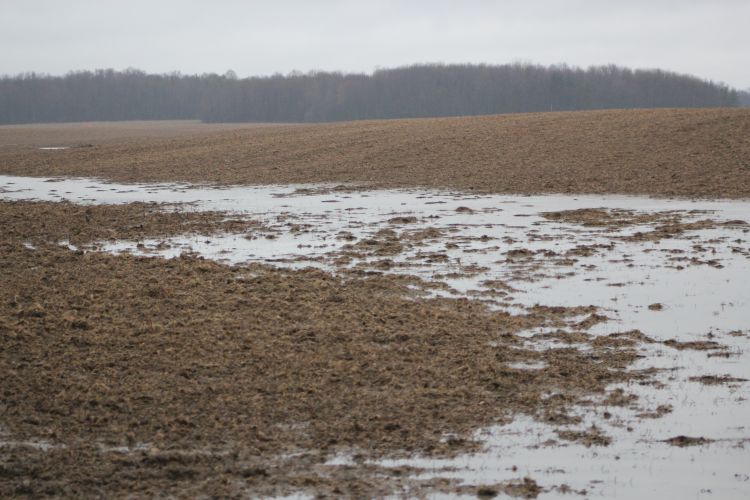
0, 63, 742, 125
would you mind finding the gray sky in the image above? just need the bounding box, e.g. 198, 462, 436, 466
2, 0, 748, 89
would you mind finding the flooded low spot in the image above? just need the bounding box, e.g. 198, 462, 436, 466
2, 174, 749, 498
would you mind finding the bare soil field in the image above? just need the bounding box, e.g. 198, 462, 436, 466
2, 109, 749, 498
0, 201, 646, 497
0, 120, 294, 147
0, 108, 749, 198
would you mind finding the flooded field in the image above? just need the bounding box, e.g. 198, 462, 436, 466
1, 175, 749, 498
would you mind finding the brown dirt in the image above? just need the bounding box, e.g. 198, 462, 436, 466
541, 207, 747, 246
1, 108, 749, 198
1, 110, 747, 497
663, 339, 725, 351
556, 426, 612, 447
662, 436, 715, 447
623, 219, 747, 242
0, 200, 258, 247
0, 201, 649, 497
540, 208, 678, 227
636, 404, 673, 419
0, 120, 293, 147
688, 375, 748, 385
453, 477, 543, 499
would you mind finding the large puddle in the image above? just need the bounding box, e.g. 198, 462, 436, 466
2, 175, 749, 498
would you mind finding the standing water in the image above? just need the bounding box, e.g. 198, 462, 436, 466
2, 175, 749, 498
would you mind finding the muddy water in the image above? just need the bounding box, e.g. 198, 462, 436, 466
2, 175, 749, 498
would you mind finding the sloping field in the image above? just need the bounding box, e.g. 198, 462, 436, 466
1, 108, 749, 198
0, 120, 292, 147
2, 109, 750, 497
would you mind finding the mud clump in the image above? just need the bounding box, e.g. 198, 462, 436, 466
388, 216, 418, 224
502, 477, 543, 499
506, 248, 536, 259
348, 229, 403, 256
637, 404, 673, 419
575, 313, 608, 330
689, 375, 748, 385
336, 230, 356, 241
541, 208, 668, 228
454, 477, 543, 499
663, 339, 725, 351
601, 388, 638, 407
623, 219, 724, 242
663, 436, 715, 447
592, 330, 656, 348
476, 486, 500, 498
403, 227, 444, 241
556, 426, 612, 447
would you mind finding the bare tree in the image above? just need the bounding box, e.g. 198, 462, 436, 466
0, 64, 740, 125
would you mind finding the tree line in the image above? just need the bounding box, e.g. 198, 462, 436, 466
0, 63, 740, 125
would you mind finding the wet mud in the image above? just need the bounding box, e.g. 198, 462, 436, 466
2, 177, 750, 498
0, 201, 653, 498
0, 200, 259, 246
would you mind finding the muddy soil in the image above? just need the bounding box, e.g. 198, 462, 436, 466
1, 108, 749, 198
0, 201, 653, 497
541, 207, 749, 248
0, 200, 259, 246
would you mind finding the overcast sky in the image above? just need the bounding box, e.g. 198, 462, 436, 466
2, 0, 748, 89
